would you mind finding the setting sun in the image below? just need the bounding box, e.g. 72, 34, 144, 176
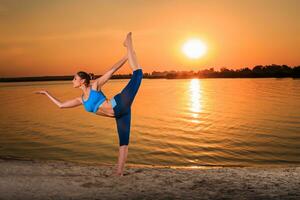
182, 39, 207, 59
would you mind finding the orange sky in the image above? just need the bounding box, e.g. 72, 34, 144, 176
0, 0, 299, 77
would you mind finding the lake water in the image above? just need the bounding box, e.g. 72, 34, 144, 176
0, 78, 299, 167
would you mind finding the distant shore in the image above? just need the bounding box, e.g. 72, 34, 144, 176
1, 64, 300, 82
0, 74, 299, 82
0, 156, 299, 200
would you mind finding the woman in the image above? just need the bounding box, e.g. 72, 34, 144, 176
34, 32, 143, 176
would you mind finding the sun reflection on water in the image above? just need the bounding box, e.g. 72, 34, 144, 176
189, 79, 202, 122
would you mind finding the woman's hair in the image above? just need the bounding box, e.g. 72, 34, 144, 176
77, 71, 94, 86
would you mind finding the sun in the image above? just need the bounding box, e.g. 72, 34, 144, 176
182, 38, 207, 59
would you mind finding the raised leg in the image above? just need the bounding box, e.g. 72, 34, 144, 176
124, 32, 142, 71
119, 69, 143, 111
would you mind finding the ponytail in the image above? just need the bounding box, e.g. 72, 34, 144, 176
88, 73, 94, 80
77, 71, 94, 86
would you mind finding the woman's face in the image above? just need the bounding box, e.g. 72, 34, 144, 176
72, 74, 85, 88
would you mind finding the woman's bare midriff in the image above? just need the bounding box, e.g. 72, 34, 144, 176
95, 99, 115, 117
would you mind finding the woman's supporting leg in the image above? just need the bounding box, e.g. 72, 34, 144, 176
116, 145, 128, 176
114, 109, 131, 176
115, 108, 131, 146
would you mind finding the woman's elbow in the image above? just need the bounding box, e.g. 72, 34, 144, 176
59, 99, 82, 109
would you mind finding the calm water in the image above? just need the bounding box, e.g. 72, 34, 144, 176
0, 78, 300, 167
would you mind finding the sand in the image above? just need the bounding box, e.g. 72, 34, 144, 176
0, 157, 299, 200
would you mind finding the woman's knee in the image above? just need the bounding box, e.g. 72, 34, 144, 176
119, 142, 129, 146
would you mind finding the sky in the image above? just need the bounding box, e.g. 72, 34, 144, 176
0, 0, 299, 77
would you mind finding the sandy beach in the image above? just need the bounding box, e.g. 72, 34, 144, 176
0, 157, 299, 200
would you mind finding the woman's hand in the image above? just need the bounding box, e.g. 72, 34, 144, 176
34, 90, 64, 108
34, 90, 48, 95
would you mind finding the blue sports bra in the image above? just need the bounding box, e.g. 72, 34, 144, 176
82, 86, 107, 113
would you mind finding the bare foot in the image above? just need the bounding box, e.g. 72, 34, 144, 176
111, 172, 124, 177
123, 32, 132, 47
111, 165, 124, 177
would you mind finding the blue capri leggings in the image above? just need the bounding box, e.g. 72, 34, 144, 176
110, 69, 143, 146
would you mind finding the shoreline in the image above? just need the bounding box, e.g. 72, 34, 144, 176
1, 155, 300, 169
0, 156, 299, 200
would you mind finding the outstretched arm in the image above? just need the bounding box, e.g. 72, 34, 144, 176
92, 55, 127, 90
34, 90, 82, 109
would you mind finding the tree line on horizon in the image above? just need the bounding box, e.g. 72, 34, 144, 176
0, 64, 299, 82
149, 64, 300, 79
